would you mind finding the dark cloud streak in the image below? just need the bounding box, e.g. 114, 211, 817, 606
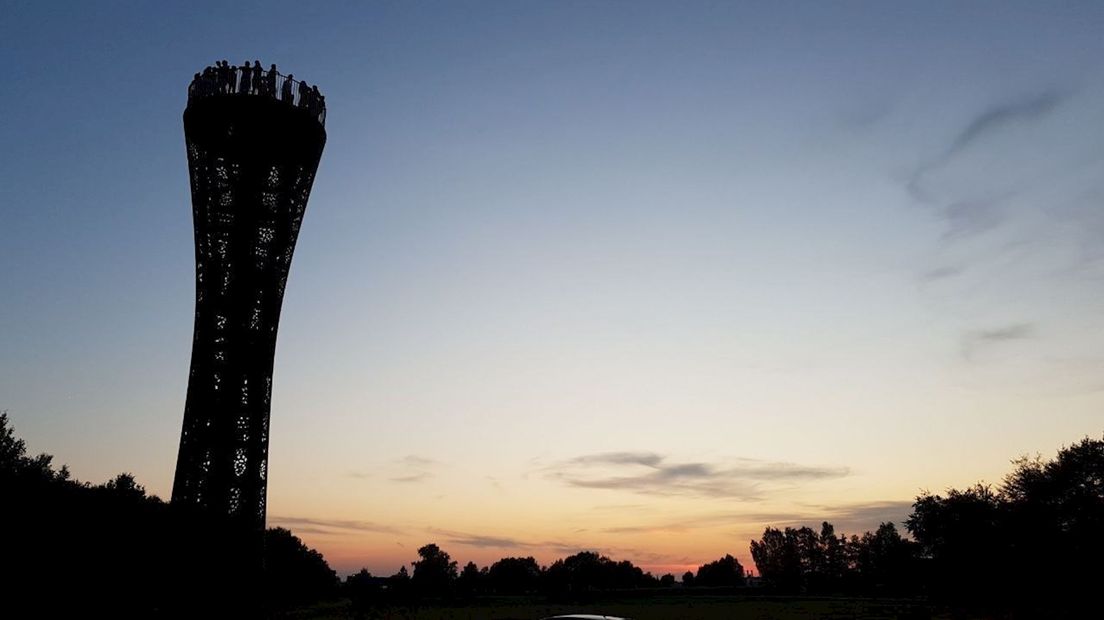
546, 452, 849, 500
269, 516, 405, 536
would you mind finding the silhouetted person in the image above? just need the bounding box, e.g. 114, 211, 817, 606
297, 80, 310, 108
239, 61, 252, 94
266, 64, 278, 99
252, 60, 264, 95
228, 63, 238, 94
217, 60, 229, 93
281, 74, 294, 104
201, 66, 215, 96
309, 85, 323, 118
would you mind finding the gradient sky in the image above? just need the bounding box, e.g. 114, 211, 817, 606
2, 1, 1103, 576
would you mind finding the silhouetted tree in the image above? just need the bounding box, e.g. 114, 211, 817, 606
1001, 436, 1104, 599
907, 484, 1005, 604
411, 543, 458, 598
456, 561, 483, 598
750, 527, 803, 592
264, 526, 340, 607
487, 556, 542, 593
694, 554, 746, 587
659, 573, 676, 587
906, 434, 1104, 612
851, 522, 918, 594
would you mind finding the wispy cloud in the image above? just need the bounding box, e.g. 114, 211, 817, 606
940, 198, 1008, 240
545, 452, 849, 500
598, 499, 915, 537
269, 516, 405, 536
919, 265, 964, 282
399, 455, 438, 468
391, 472, 433, 483
945, 91, 1065, 159
426, 528, 583, 556
907, 90, 1069, 234
961, 322, 1035, 360
390, 455, 439, 483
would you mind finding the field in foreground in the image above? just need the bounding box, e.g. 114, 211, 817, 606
285, 595, 975, 620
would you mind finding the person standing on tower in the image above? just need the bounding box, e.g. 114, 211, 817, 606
309, 85, 323, 119
239, 61, 252, 94
281, 74, 294, 104
252, 60, 264, 95
266, 64, 278, 99
297, 79, 310, 108
217, 60, 229, 93
228, 62, 238, 94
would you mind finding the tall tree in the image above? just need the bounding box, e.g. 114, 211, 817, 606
411, 543, 458, 597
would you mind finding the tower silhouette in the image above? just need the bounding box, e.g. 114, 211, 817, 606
172, 66, 325, 538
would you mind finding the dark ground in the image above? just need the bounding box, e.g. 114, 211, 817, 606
283, 595, 976, 620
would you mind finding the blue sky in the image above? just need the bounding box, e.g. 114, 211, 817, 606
2, 1, 1103, 574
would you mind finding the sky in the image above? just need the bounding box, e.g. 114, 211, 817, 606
2, 0, 1103, 577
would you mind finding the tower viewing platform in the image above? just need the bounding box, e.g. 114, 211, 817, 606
187, 62, 326, 126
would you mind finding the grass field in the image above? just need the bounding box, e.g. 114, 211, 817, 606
285, 595, 973, 620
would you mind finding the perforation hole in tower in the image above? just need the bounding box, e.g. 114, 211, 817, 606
236, 416, 250, 443
233, 447, 247, 477
255, 227, 275, 264
262, 192, 278, 213
228, 486, 241, 514
215, 236, 229, 260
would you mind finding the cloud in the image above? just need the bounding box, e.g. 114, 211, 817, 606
389, 454, 438, 483
269, 516, 405, 536
545, 452, 849, 500
399, 455, 438, 467
570, 452, 664, 467
818, 500, 915, 530
919, 265, 964, 282
598, 500, 915, 538
906, 90, 1068, 235
961, 322, 1035, 360
429, 530, 530, 549
391, 472, 433, 483
940, 198, 1008, 239
426, 528, 583, 555
945, 91, 1065, 159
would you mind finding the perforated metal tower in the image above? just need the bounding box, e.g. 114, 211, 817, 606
172, 67, 325, 535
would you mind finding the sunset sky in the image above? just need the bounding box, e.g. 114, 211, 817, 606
2, 1, 1103, 576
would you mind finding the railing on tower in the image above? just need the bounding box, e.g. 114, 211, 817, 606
187, 67, 326, 126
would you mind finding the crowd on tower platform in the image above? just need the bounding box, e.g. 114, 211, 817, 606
188, 60, 325, 124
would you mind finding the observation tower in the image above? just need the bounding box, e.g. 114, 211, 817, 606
172, 63, 326, 535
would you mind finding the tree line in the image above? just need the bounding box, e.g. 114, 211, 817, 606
745, 434, 1104, 615
2, 411, 1101, 617
0, 412, 339, 616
